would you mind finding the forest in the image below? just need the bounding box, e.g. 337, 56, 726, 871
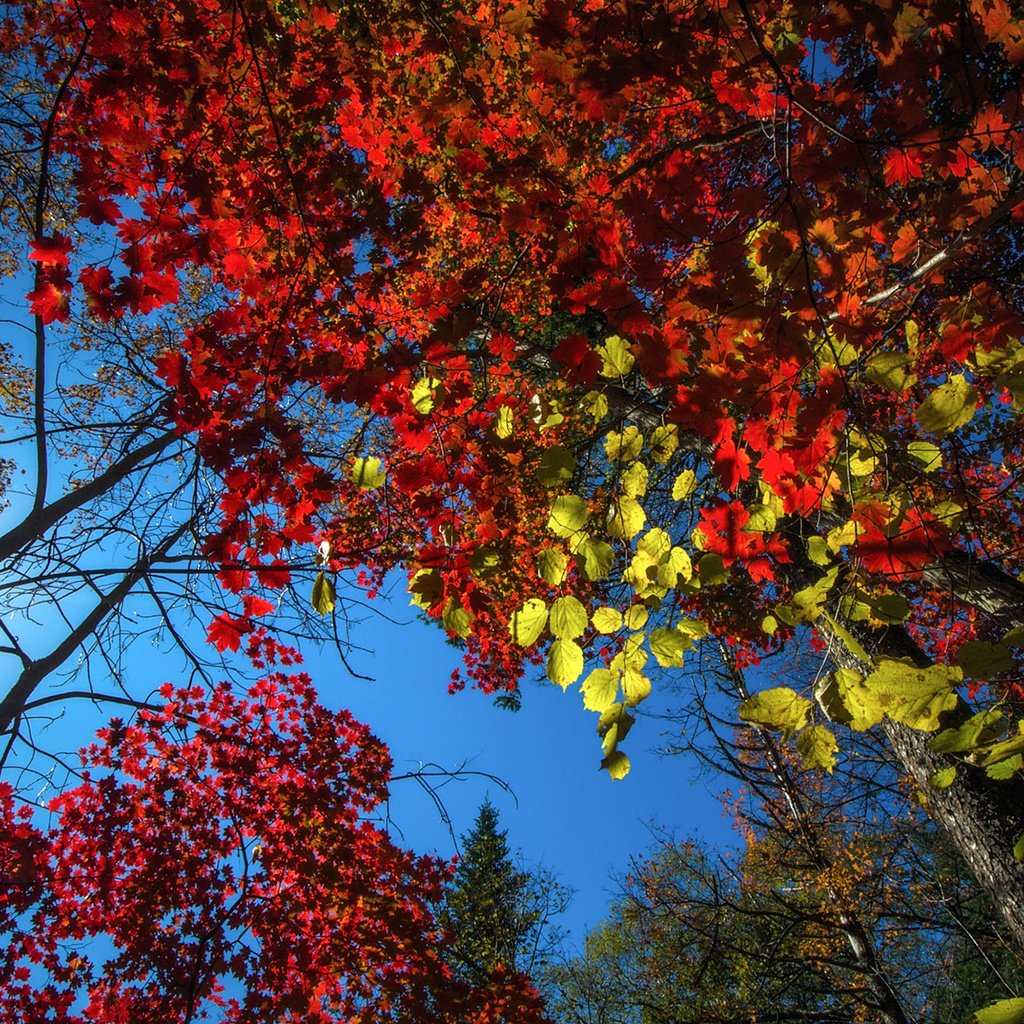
1, 0, 1024, 1019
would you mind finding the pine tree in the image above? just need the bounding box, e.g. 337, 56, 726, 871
441, 800, 567, 986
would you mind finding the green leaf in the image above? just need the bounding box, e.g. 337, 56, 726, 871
624, 605, 648, 631
548, 495, 589, 537
408, 568, 443, 610
986, 754, 1022, 780
649, 628, 689, 668
865, 351, 914, 392
592, 606, 623, 633
601, 750, 631, 780
1014, 833, 1024, 862
869, 593, 911, 623
657, 546, 692, 587
975, 731, 1024, 767
739, 687, 812, 738
574, 536, 615, 580
929, 766, 957, 789
311, 571, 335, 615
806, 535, 830, 566
470, 547, 500, 578
549, 595, 588, 639
973, 998, 1024, 1024
537, 548, 568, 586
676, 618, 710, 642
930, 710, 1005, 754
821, 611, 872, 666
1003, 626, 1024, 649
547, 638, 584, 688
796, 725, 838, 772
697, 552, 729, 586
536, 445, 576, 486
607, 495, 646, 539
907, 440, 942, 472
597, 334, 635, 378
637, 528, 672, 560
581, 668, 619, 712
442, 599, 473, 637
510, 598, 548, 647
956, 641, 1014, 679
745, 504, 777, 533
671, 469, 696, 500
350, 456, 385, 490
916, 373, 978, 435
777, 568, 839, 624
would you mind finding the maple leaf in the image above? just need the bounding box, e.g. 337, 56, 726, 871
206, 613, 248, 652
883, 148, 924, 186
28, 235, 72, 267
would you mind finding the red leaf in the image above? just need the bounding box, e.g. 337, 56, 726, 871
205, 613, 248, 652
28, 235, 72, 267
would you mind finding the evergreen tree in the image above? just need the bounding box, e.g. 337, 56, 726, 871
441, 800, 568, 986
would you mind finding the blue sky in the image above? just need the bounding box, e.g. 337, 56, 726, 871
311, 585, 737, 946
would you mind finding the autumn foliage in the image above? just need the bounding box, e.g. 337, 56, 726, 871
0, 672, 547, 1022
4, 0, 1024, 1008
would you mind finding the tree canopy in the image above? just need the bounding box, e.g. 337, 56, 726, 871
3, 0, 1024, 1017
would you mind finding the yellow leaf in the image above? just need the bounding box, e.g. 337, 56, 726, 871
350, 456, 385, 490
597, 335, 635, 378
672, 469, 696, 500
592, 606, 623, 633
547, 638, 584, 689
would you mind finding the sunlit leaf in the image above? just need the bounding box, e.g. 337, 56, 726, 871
739, 687, 812, 738
547, 638, 584, 688
311, 571, 335, 615
548, 494, 589, 537
672, 469, 696, 500
916, 374, 978, 435
350, 456, 385, 489
796, 725, 838, 772
538, 548, 568, 586
582, 668, 619, 711
550, 595, 588, 639
510, 597, 548, 647
597, 334, 635, 377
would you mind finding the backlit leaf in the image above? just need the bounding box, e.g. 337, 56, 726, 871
550, 595, 588, 639
592, 606, 623, 633
536, 445, 576, 486
916, 374, 978, 435
597, 334, 635, 377
548, 494, 589, 537
311, 571, 335, 615
537, 548, 568, 586
672, 469, 696, 500
796, 725, 838, 772
601, 750, 630, 780
607, 495, 646, 539
350, 456, 385, 489
973, 998, 1024, 1024
510, 597, 548, 647
575, 535, 615, 579
582, 668, 619, 711
739, 687, 812, 738
547, 638, 584, 688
